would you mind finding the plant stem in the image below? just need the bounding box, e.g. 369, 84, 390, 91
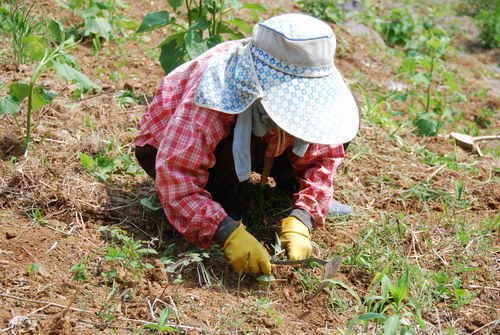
12, 114, 23, 139
186, 0, 191, 26
425, 57, 434, 114
24, 80, 35, 152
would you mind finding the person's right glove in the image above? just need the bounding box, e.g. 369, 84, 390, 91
222, 223, 272, 275
279, 216, 312, 261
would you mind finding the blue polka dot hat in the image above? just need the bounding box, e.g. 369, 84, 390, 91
194, 13, 360, 145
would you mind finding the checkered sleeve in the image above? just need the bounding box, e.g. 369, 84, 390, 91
155, 109, 233, 248
289, 144, 345, 227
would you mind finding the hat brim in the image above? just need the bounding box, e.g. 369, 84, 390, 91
254, 57, 359, 145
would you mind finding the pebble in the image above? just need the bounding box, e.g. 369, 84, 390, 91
5, 231, 17, 239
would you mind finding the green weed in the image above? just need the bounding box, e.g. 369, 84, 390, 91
98, 226, 158, 287
297, 0, 344, 23
349, 269, 427, 334
143, 307, 180, 332
375, 8, 419, 48
117, 89, 143, 109
79, 151, 141, 181
0, 0, 44, 64
475, 8, 500, 48
57, 0, 137, 51
27, 208, 48, 225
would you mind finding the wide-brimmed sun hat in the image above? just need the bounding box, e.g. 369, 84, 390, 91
194, 13, 359, 145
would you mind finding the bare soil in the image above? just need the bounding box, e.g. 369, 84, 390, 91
0, 0, 498, 334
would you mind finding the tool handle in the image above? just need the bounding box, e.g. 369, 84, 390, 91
270, 257, 327, 265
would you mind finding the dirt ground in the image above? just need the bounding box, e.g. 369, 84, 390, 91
0, 0, 499, 334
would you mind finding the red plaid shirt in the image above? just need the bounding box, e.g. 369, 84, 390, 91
135, 41, 345, 248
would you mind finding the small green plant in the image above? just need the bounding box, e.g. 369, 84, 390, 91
0, 34, 100, 155
349, 269, 427, 334
255, 297, 283, 326
297, 0, 344, 23
374, 8, 419, 49
136, 0, 267, 74
98, 226, 158, 288
0, 1, 44, 63
79, 151, 141, 181
475, 8, 500, 48
27, 208, 48, 225
460, 0, 499, 47
394, 25, 460, 137
433, 270, 474, 308
26, 263, 42, 272
57, 0, 136, 50
143, 307, 180, 332
117, 89, 142, 109
140, 192, 163, 211
257, 274, 276, 290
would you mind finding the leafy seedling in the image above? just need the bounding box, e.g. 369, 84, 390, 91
143, 307, 179, 332
0, 33, 100, 156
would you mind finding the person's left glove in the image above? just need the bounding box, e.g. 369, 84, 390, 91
222, 223, 272, 275
279, 216, 312, 261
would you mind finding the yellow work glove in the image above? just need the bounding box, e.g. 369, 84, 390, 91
222, 223, 272, 275
279, 217, 312, 261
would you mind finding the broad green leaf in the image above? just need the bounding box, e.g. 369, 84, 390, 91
427, 35, 442, 50
229, 32, 245, 40
49, 19, 66, 42
415, 114, 439, 136
167, 0, 183, 12
94, 173, 109, 185
218, 23, 236, 34
136, 248, 158, 255
116, 18, 137, 30
257, 274, 276, 287
420, 57, 432, 70
159, 38, 188, 74
228, 18, 252, 34
392, 93, 407, 102
53, 62, 101, 91
185, 30, 208, 59
159, 31, 185, 47
189, 16, 211, 31
9, 82, 30, 101
136, 11, 169, 33
140, 193, 162, 211
207, 35, 224, 48
241, 3, 267, 12
401, 57, 416, 73
84, 17, 112, 40
31, 86, 58, 113
79, 153, 96, 170
408, 72, 429, 85
78, 6, 99, 19
96, 156, 115, 173
158, 308, 171, 327
21, 36, 46, 61
384, 315, 399, 335
0, 96, 21, 115
349, 313, 387, 330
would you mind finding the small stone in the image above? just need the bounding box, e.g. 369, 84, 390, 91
5, 231, 17, 239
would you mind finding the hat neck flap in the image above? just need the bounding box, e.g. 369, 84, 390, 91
194, 39, 263, 114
